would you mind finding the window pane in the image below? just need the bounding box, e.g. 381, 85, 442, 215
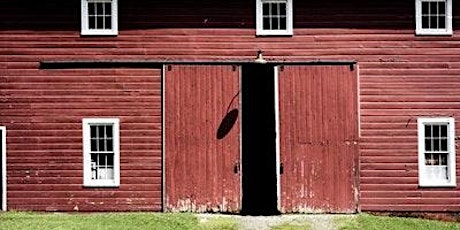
438, 16, 446, 28
272, 18, 279, 30
280, 17, 287, 30
438, 1, 446, 15
99, 154, 107, 165
105, 3, 112, 15
433, 137, 440, 151
96, 3, 104, 15
422, 16, 429, 28
105, 16, 112, 29
440, 154, 448, 165
107, 154, 114, 166
91, 139, 98, 151
90, 126, 97, 138
422, 2, 429, 15
98, 126, 105, 138
98, 138, 106, 151
425, 139, 432, 151
88, 3, 95, 16
96, 17, 104, 29
425, 153, 434, 165
89, 16, 96, 29
263, 18, 271, 30
440, 125, 447, 137
263, 3, 270, 15
425, 125, 431, 138
430, 16, 438, 29
271, 3, 278, 15
430, 2, 438, 15
441, 138, 448, 151
433, 125, 439, 137
279, 3, 287, 16
106, 125, 113, 138
107, 139, 113, 151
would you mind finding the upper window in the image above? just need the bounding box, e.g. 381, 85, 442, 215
83, 118, 120, 187
81, 0, 118, 35
418, 117, 456, 187
256, 0, 293, 36
415, 0, 452, 35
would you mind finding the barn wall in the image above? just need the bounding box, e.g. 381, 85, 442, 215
1, 68, 162, 211
1, 0, 460, 212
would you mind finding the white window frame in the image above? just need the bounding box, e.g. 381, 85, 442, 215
256, 0, 293, 36
0, 126, 6, 211
83, 118, 120, 187
417, 117, 456, 187
81, 0, 118, 36
415, 0, 452, 35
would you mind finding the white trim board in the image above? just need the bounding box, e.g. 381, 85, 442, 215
1, 127, 6, 211
274, 66, 281, 211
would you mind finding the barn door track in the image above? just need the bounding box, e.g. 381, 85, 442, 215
197, 214, 356, 230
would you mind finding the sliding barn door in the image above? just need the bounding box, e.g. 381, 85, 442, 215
165, 65, 241, 213
278, 65, 358, 213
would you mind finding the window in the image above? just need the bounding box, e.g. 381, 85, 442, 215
81, 0, 118, 35
256, 0, 293, 36
415, 0, 452, 35
418, 117, 456, 187
83, 118, 120, 187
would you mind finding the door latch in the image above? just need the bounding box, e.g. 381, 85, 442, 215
234, 161, 240, 174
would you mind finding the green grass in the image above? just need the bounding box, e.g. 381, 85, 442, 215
270, 221, 311, 230
0, 212, 238, 230
336, 214, 460, 230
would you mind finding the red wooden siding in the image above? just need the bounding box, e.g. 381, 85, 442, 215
0, 68, 162, 211
1, 0, 460, 212
164, 65, 241, 212
279, 66, 358, 213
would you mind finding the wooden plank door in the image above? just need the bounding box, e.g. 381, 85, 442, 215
278, 65, 358, 213
165, 65, 241, 213
0, 127, 5, 211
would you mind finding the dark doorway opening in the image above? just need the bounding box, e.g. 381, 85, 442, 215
241, 64, 278, 215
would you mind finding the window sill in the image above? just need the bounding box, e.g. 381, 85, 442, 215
256, 30, 293, 37
415, 30, 453, 36
419, 182, 456, 188
84, 180, 119, 188
81, 30, 118, 36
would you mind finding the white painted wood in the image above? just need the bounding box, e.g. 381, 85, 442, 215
82, 118, 120, 187
274, 66, 281, 211
417, 117, 456, 187
81, 0, 118, 36
415, 0, 452, 35
0, 127, 6, 211
256, 0, 293, 36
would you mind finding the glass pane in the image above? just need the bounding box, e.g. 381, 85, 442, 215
440, 154, 448, 165
430, 2, 438, 15
105, 3, 112, 15
422, 16, 429, 28
88, 3, 95, 16
96, 3, 104, 15
440, 125, 447, 137
91, 154, 97, 164
99, 154, 107, 165
271, 3, 278, 15
422, 2, 429, 15
97, 126, 105, 138
430, 16, 438, 29
280, 17, 287, 30
279, 3, 287, 16
425, 139, 432, 151
433, 125, 439, 137
433, 138, 440, 151
89, 16, 96, 29
263, 18, 271, 30
425, 125, 431, 137
441, 139, 448, 151
107, 154, 114, 166
91, 139, 98, 151
263, 3, 270, 16
272, 18, 279, 30
97, 17, 104, 29
438, 16, 446, 28
98, 138, 105, 151
425, 153, 434, 165
90, 126, 97, 138
105, 16, 112, 29
106, 139, 113, 151
438, 1, 446, 15
106, 125, 113, 138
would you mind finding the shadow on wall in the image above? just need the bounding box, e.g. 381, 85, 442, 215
3, 0, 457, 31
217, 109, 239, 140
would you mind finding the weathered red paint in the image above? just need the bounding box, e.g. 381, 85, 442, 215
279, 65, 359, 213
0, 0, 460, 213
164, 65, 241, 213
2, 69, 162, 211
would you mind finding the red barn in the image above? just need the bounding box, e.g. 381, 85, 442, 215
0, 0, 459, 214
